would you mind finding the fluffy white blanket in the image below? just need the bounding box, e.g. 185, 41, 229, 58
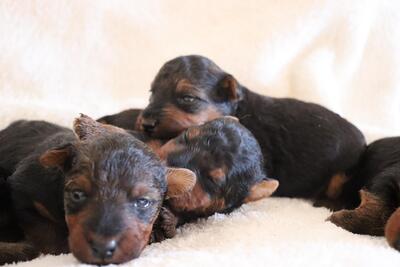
1, 0, 400, 266
7, 198, 400, 267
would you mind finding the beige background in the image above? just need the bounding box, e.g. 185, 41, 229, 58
2, 2, 400, 266
1, 1, 400, 140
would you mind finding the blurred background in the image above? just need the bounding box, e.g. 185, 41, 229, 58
0, 0, 399, 140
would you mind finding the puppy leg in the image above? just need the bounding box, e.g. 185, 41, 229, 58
0, 241, 39, 265
385, 208, 400, 251
328, 190, 391, 235
150, 207, 179, 243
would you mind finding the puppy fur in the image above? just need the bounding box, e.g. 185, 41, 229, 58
329, 137, 400, 251
138, 55, 366, 209
0, 116, 193, 265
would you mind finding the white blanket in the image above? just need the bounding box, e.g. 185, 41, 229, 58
1, 0, 400, 266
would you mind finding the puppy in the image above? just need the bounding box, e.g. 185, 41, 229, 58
0, 115, 195, 265
329, 137, 400, 251
154, 117, 279, 228
96, 114, 279, 238
139, 55, 366, 209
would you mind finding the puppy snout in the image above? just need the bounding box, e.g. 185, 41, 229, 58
90, 239, 117, 260
141, 118, 158, 133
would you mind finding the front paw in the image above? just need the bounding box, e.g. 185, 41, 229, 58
0, 242, 39, 265
150, 207, 179, 243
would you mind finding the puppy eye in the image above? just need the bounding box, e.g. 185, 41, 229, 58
69, 190, 87, 203
180, 95, 196, 103
132, 198, 151, 209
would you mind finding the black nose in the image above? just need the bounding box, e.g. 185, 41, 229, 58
91, 239, 117, 259
142, 118, 158, 132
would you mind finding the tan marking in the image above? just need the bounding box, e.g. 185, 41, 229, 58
208, 168, 226, 184
66, 209, 94, 263
328, 190, 389, 236
33, 201, 57, 222
385, 208, 400, 248
67, 204, 155, 264
167, 181, 225, 216
244, 179, 279, 203
158, 104, 222, 137
186, 127, 201, 139
176, 79, 194, 94
220, 75, 239, 100
155, 139, 184, 161
73, 114, 126, 141
40, 148, 70, 168
166, 167, 197, 198
65, 175, 92, 194
326, 173, 350, 199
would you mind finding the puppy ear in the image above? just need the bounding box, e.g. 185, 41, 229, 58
40, 144, 76, 171
244, 178, 279, 203
166, 167, 197, 198
74, 114, 125, 141
218, 74, 241, 101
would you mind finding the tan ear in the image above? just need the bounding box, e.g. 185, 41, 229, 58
219, 74, 240, 101
166, 167, 197, 198
244, 179, 279, 203
73, 114, 125, 141
40, 145, 74, 169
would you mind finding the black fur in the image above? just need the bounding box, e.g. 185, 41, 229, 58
162, 117, 269, 222
94, 114, 273, 231
0, 119, 166, 265
97, 109, 142, 131
140, 55, 366, 207
329, 137, 400, 249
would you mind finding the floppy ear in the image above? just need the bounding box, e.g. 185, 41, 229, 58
39, 144, 76, 171
73, 114, 125, 141
166, 167, 197, 198
218, 74, 241, 101
244, 178, 279, 203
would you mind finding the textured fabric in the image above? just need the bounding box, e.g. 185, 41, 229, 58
8, 198, 400, 267
1, 1, 400, 266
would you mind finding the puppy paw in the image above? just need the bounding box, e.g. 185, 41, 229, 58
0, 242, 39, 265
327, 210, 354, 229
385, 208, 400, 251
149, 207, 179, 243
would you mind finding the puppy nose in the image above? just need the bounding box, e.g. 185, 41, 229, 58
91, 239, 117, 259
142, 118, 158, 132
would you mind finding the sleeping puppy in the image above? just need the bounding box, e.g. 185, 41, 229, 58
0, 115, 195, 265
329, 137, 400, 251
138, 55, 366, 210
96, 114, 279, 240
155, 117, 279, 226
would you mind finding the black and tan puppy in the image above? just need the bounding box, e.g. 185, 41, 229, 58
329, 137, 400, 251
155, 117, 279, 226
97, 115, 279, 239
138, 55, 366, 209
0, 115, 195, 265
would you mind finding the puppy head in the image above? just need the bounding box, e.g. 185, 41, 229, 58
155, 117, 278, 218
141, 55, 243, 139
40, 115, 195, 264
